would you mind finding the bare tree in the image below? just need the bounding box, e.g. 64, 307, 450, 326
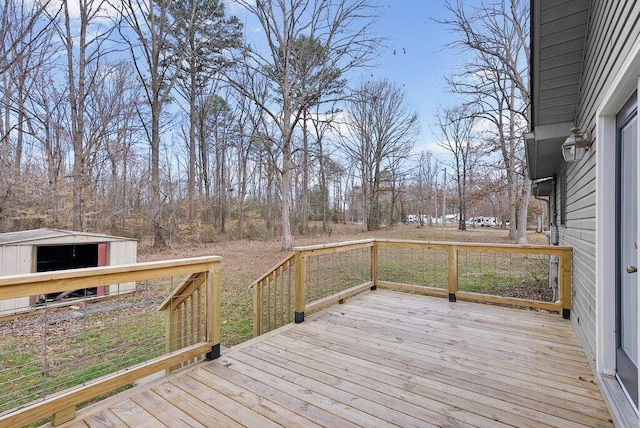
435, 105, 485, 230
0, 0, 56, 75
0, 0, 56, 226
309, 105, 340, 233
414, 151, 439, 225
229, 0, 381, 250
341, 79, 419, 231
90, 62, 144, 234
439, 0, 531, 243
170, 0, 242, 225
115, 0, 189, 247
25, 69, 69, 227
230, 71, 267, 239
55, 0, 118, 230
209, 93, 234, 232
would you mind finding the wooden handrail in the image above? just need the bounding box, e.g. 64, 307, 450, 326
0, 256, 222, 427
252, 253, 296, 336
373, 238, 572, 254
158, 272, 206, 310
249, 252, 295, 290
0, 256, 221, 300
252, 239, 574, 336
292, 239, 375, 254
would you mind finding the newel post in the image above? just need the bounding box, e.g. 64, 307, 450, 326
294, 251, 306, 323
447, 245, 458, 302
206, 261, 222, 360
370, 242, 379, 290
560, 249, 572, 319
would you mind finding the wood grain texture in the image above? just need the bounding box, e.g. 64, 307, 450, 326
50, 290, 613, 428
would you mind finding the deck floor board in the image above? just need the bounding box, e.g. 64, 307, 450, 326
52, 290, 613, 427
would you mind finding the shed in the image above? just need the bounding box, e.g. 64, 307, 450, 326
0, 228, 138, 315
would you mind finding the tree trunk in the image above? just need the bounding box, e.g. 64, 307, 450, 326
281, 131, 294, 250
64, 0, 86, 231
151, 100, 164, 248
516, 174, 530, 244
188, 68, 196, 224
301, 109, 309, 235
318, 139, 328, 233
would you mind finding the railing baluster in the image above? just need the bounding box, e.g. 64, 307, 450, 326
253, 279, 263, 336
250, 239, 572, 344
266, 276, 272, 332
287, 260, 292, 322
447, 245, 458, 302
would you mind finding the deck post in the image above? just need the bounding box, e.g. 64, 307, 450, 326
206, 261, 222, 359
253, 280, 263, 336
370, 243, 378, 290
294, 251, 306, 323
447, 245, 458, 302
52, 406, 76, 426
560, 248, 572, 319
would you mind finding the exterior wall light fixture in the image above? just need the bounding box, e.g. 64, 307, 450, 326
561, 126, 593, 162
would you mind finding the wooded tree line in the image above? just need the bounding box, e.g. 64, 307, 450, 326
0, 0, 533, 249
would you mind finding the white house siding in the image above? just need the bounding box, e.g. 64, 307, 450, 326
559, 0, 640, 361
577, 1, 640, 128
561, 150, 597, 359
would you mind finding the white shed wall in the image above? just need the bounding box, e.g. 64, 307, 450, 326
0, 245, 33, 314
107, 241, 138, 294
0, 235, 138, 315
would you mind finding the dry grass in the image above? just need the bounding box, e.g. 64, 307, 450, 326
0, 223, 548, 423
137, 223, 548, 346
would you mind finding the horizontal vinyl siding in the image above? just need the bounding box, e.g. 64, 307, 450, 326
578, 0, 640, 128
536, 0, 591, 125
560, 146, 597, 358
559, 0, 640, 361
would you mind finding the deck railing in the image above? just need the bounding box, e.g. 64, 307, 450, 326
251, 239, 572, 336
251, 253, 296, 337
0, 256, 221, 427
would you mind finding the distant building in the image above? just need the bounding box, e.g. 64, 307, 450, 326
0, 229, 137, 315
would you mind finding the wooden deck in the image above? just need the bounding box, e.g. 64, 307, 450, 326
50, 290, 613, 427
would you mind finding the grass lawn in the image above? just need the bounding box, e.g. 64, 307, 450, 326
137, 223, 548, 346
0, 223, 549, 421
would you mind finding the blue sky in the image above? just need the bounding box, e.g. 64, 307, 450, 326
230, 0, 474, 156
370, 2, 470, 154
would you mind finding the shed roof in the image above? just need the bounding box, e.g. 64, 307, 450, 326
0, 229, 136, 246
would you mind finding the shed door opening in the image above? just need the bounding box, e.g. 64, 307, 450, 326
36, 244, 100, 299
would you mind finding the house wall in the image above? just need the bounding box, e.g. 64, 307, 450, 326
577, 1, 640, 129
561, 151, 597, 359
559, 0, 640, 362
